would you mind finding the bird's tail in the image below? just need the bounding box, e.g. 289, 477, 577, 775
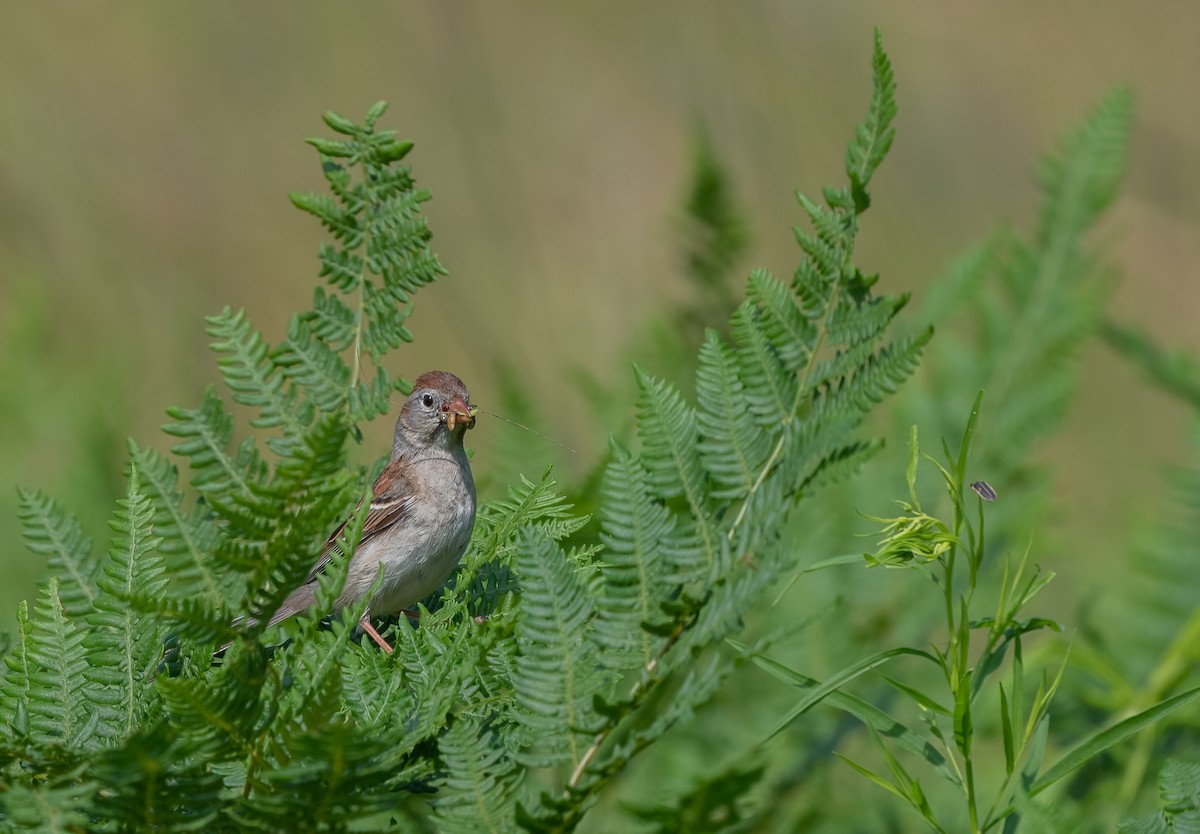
214, 584, 318, 656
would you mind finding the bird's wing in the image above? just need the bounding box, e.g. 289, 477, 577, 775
302, 457, 417, 585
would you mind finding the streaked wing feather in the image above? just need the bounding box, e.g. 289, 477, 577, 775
303, 457, 416, 585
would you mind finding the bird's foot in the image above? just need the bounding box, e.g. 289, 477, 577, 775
358, 614, 394, 654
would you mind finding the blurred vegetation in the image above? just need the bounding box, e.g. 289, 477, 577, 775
1, 5, 1199, 832
3, 3, 1199, 622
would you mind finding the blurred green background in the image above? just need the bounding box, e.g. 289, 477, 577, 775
1, 2, 1198, 629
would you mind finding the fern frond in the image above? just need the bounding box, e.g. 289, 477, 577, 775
239, 416, 355, 628
826, 293, 910, 349
244, 668, 395, 830
376, 618, 478, 742
84, 464, 167, 741
291, 102, 445, 409
745, 269, 811, 372
163, 386, 264, 501
1102, 320, 1200, 410
1117, 759, 1200, 834
0, 601, 34, 737
533, 659, 732, 830
624, 759, 766, 831
133, 593, 235, 646
1103, 421, 1200, 686
0, 778, 95, 832
696, 331, 771, 499
306, 286, 357, 350
513, 528, 604, 767
464, 471, 589, 593
91, 728, 224, 831
128, 440, 223, 602
634, 369, 719, 580
157, 648, 268, 757
15, 489, 98, 620
730, 300, 798, 427
432, 717, 523, 834
272, 315, 352, 414
206, 307, 309, 445
1037, 88, 1132, 244
838, 328, 934, 414
595, 442, 674, 669
845, 28, 898, 202
25, 578, 95, 748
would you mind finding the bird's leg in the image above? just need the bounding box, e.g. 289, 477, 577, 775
358, 613, 394, 654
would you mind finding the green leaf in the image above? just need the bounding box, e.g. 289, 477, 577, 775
595, 442, 673, 669
696, 331, 771, 499
16, 489, 98, 620
84, 463, 167, 741
758, 646, 939, 744
128, 440, 223, 602
432, 718, 523, 833
25, 578, 95, 747
1031, 686, 1200, 795
513, 528, 604, 767
845, 28, 898, 202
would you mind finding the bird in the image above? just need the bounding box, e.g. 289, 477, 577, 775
261, 370, 478, 653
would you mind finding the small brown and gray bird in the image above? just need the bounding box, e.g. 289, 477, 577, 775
266, 370, 478, 652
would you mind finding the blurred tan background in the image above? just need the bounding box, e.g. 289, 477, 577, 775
1, 2, 1198, 619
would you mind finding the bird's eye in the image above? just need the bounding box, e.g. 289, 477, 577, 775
421, 393, 435, 408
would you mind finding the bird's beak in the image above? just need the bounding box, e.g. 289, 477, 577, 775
444, 398, 477, 432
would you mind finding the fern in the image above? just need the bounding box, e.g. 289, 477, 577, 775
910, 89, 1133, 533
127, 439, 224, 602
83, 464, 167, 742
511, 31, 926, 826
1117, 759, 1200, 834
14, 490, 98, 620
433, 718, 524, 834
22, 578, 94, 748
594, 441, 674, 669
513, 528, 605, 768
2, 39, 1165, 834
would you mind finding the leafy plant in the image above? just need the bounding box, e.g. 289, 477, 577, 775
0, 28, 1194, 834
0, 31, 931, 831
747, 398, 1200, 832
1118, 759, 1200, 834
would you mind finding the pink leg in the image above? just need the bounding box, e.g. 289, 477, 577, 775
358, 613, 393, 654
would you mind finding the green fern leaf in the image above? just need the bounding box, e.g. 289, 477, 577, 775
432, 718, 523, 834
1, 779, 95, 832
206, 307, 309, 444
272, 314, 352, 413
839, 329, 933, 414
306, 287, 356, 350
25, 578, 95, 747
845, 28, 898, 205
0, 600, 34, 737
84, 463, 167, 741
15, 489, 98, 620
634, 369, 720, 580
696, 331, 771, 499
513, 528, 604, 767
157, 647, 268, 755
163, 385, 264, 501
467, 471, 589, 572
128, 440, 223, 602
1037, 88, 1131, 244
730, 300, 798, 427
239, 416, 355, 628
745, 269, 811, 372
595, 442, 674, 669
